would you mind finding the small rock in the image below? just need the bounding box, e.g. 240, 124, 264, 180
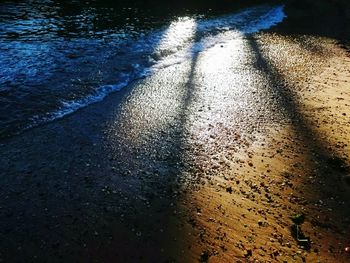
244, 249, 252, 257
199, 250, 210, 262
226, 186, 233, 194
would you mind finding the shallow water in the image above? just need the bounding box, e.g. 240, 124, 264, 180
0, 0, 285, 139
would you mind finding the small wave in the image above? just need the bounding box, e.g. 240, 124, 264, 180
43, 82, 128, 121
27, 5, 286, 131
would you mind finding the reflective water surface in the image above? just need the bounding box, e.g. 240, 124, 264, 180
0, 0, 284, 139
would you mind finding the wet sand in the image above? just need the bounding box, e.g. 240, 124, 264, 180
1, 16, 350, 263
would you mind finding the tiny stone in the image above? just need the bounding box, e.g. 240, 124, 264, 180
244, 249, 253, 257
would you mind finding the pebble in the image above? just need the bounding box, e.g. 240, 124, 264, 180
200, 251, 210, 262
244, 249, 252, 257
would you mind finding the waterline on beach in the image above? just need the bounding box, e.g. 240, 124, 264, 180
0, 5, 285, 138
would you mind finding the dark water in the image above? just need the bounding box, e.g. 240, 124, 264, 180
0, 0, 284, 139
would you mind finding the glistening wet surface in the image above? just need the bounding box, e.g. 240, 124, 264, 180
0, 1, 284, 139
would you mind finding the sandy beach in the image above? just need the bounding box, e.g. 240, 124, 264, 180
1, 1, 350, 262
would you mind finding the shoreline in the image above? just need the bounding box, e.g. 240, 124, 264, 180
1, 4, 350, 262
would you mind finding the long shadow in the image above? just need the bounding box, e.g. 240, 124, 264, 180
245, 36, 350, 221
177, 33, 203, 165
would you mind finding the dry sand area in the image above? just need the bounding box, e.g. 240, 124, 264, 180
176, 34, 350, 262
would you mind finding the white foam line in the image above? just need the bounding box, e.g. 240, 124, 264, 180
31, 5, 286, 127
